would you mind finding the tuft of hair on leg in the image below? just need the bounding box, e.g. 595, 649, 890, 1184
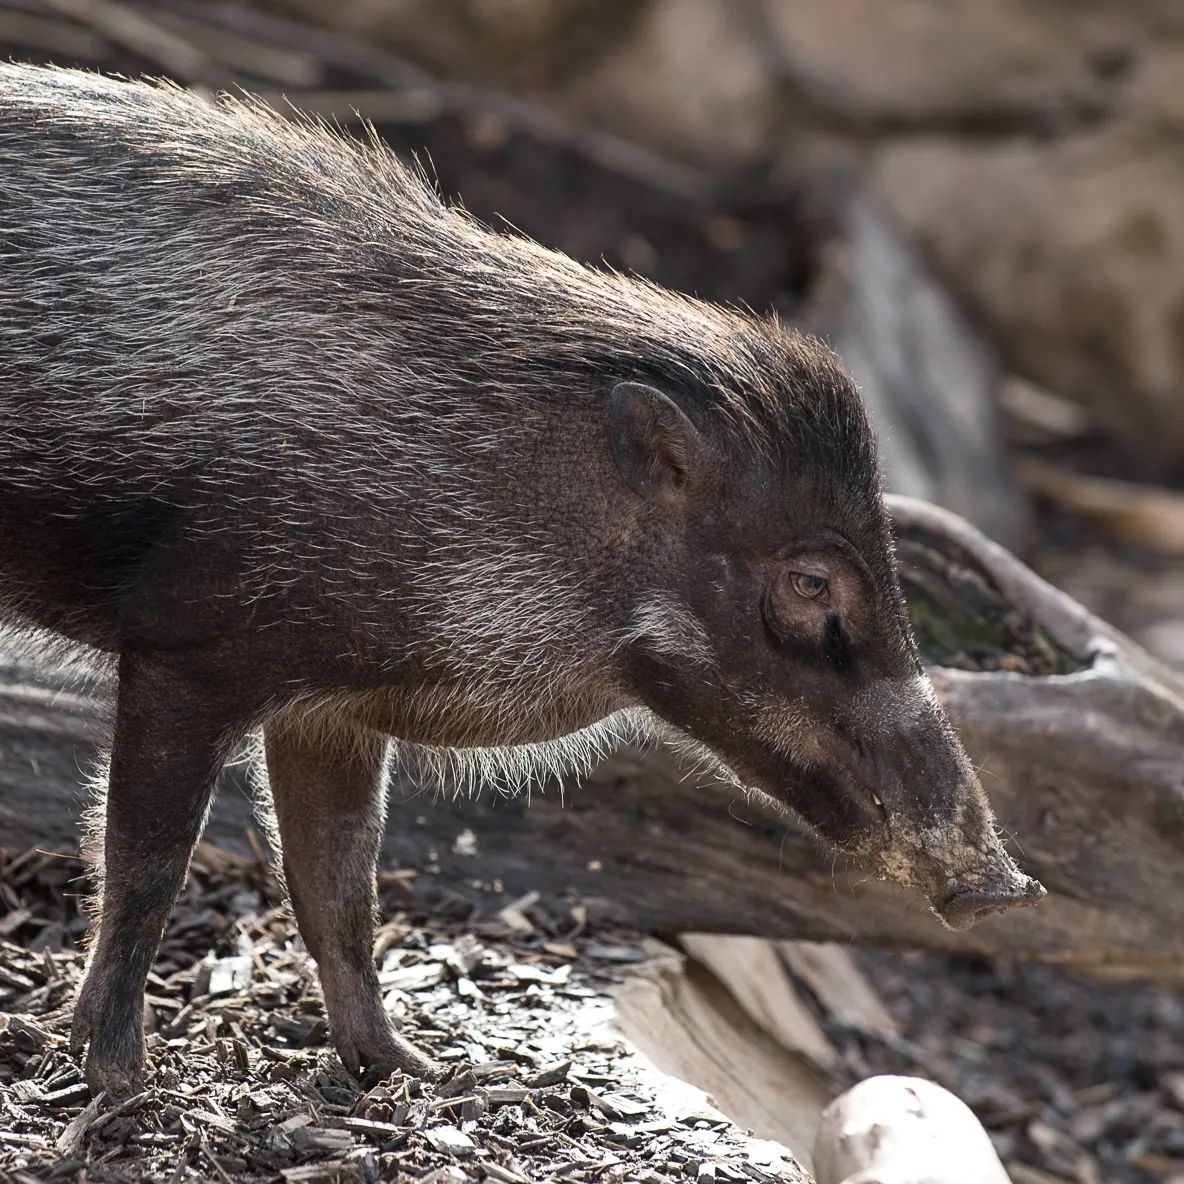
235, 729, 289, 897
77, 750, 112, 953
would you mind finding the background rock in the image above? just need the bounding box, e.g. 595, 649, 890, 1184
871, 130, 1184, 473
761, 0, 1184, 472
250, 0, 642, 90
759, 0, 1150, 130
557, 0, 779, 169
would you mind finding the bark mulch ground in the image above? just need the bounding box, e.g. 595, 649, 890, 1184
826, 951, 1184, 1184
8, 841, 1184, 1184
0, 844, 808, 1184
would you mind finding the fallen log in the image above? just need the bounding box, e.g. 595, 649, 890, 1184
4, 495, 1184, 973
613, 940, 832, 1167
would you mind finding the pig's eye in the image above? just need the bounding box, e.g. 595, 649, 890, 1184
789, 572, 830, 602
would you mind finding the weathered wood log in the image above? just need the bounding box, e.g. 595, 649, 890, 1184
678, 935, 839, 1073
613, 941, 832, 1169
812, 1076, 1011, 1184
4, 496, 1184, 972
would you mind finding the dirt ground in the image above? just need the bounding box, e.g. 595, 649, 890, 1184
6, 842, 1184, 1184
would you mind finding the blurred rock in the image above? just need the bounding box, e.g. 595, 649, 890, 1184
871, 129, 1184, 470
251, 0, 642, 90
813, 1074, 1011, 1184
760, 0, 1184, 467
558, 0, 780, 168
759, 0, 1157, 129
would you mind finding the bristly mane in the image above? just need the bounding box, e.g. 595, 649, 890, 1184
0, 65, 874, 467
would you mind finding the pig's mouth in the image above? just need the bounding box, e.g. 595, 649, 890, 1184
933, 875, 1047, 931
726, 739, 1049, 932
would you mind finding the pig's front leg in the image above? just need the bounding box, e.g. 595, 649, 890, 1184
263, 716, 440, 1081
72, 650, 241, 1096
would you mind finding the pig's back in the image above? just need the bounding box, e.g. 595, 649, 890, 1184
0, 62, 420, 464
0, 64, 842, 651
0, 65, 436, 640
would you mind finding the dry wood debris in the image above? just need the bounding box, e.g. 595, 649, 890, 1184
8, 840, 1184, 1183
0, 843, 808, 1183
810, 949, 1184, 1184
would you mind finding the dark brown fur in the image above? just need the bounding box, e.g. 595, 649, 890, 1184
0, 65, 1042, 1094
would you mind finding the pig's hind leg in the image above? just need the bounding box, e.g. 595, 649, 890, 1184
263, 716, 440, 1081
72, 651, 242, 1096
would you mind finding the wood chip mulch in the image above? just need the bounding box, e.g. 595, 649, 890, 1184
820, 950, 1184, 1184
0, 843, 808, 1184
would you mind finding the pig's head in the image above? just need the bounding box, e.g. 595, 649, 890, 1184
604, 338, 1044, 930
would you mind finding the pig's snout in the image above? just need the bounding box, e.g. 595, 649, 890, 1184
935, 872, 1046, 931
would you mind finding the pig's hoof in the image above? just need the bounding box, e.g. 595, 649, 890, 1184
83, 1053, 144, 1099
338, 1030, 442, 1083
71, 1008, 145, 1098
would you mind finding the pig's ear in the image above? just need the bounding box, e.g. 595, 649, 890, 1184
608, 382, 703, 502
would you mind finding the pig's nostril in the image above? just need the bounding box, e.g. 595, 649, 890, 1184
935, 877, 1047, 931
